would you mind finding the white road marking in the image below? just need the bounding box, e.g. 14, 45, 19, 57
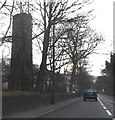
98, 98, 104, 105
98, 97, 112, 116
103, 106, 107, 110
106, 110, 112, 116
100, 101, 103, 105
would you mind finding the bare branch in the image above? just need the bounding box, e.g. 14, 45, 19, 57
0, 0, 7, 10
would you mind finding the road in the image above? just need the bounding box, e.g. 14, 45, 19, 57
39, 94, 113, 118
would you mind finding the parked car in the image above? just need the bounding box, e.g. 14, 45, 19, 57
83, 89, 97, 101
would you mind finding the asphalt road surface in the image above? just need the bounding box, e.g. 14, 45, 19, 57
39, 94, 113, 118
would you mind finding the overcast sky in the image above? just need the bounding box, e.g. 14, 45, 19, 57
114, 1, 115, 53
88, 0, 113, 76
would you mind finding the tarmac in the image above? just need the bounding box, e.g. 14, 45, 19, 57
3, 97, 81, 118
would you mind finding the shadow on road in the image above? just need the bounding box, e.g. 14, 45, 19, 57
82, 99, 98, 102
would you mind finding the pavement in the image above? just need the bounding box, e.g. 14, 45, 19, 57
3, 97, 81, 118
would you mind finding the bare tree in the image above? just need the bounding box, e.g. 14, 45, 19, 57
1, 0, 103, 93
0, 0, 15, 45
0, 0, 7, 10
34, 0, 92, 92
60, 14, 104, 93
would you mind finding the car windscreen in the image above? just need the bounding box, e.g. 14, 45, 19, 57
84, 89, 97, 93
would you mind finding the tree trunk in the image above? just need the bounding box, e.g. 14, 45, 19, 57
70, 63, 76, 93
35, 3, 52, 92
9, 13, 33, 91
